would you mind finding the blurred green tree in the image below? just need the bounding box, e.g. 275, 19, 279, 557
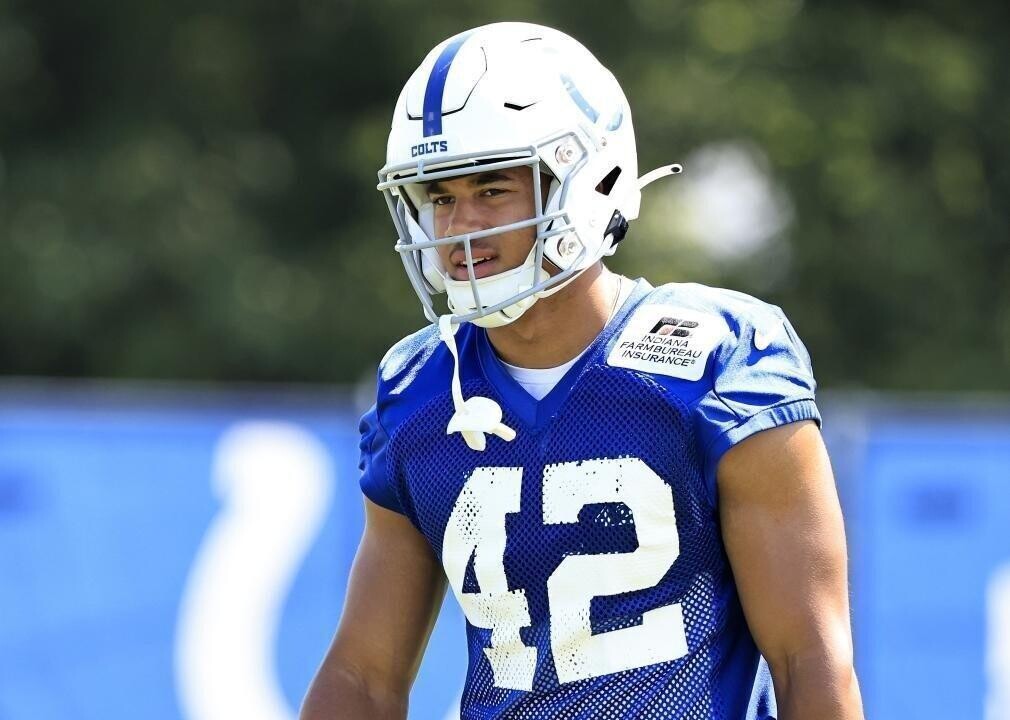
1, 0, 1007, 390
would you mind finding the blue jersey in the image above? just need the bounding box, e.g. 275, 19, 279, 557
359, 280, 819, 720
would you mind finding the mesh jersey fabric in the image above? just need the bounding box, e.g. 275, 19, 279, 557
358, 279, 819, 719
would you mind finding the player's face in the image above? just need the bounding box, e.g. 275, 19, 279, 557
426, 167, 540, 281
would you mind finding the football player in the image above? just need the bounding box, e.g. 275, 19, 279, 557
302, 22, 863, 720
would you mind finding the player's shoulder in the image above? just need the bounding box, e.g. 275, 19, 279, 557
373, 321, 468, 423
607, 280, 811, 388
640, 281, 790, 337
626, 281, 796, 357
377, 323, 443, 388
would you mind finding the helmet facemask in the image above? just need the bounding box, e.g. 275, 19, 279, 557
378, 134, 594, 328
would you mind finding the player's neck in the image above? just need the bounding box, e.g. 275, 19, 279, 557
486, 263, 620, 369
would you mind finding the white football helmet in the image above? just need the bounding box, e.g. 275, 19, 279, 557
377, 22, 648, 328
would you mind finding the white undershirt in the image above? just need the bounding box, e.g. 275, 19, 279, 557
500, 352, 584, 401
499, 278, 634, 401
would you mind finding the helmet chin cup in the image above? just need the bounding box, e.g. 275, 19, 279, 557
443, 245, 549, 328
459, 300, 534, 329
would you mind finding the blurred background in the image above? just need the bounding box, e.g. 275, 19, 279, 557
0, 0, 1007, 718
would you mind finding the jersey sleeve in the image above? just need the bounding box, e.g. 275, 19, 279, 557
695, 304, 821, 492
358, 403, 405, 514
358, 324, 445, 516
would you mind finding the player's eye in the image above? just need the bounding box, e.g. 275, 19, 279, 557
481, 187, 508, 198
430, 195, 453, 206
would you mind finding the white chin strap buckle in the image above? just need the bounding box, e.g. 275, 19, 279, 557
438, 315, 516, 452
446, 395, 516, 452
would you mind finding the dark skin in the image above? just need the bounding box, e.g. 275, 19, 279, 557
300, 168, 864, 719
300, 498, 445, 720
428, 166, 621, 369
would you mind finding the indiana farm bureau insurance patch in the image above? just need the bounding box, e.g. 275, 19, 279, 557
607, 306, 728, 381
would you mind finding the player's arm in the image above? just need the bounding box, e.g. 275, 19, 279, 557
717, 420, 864, 720
300, 498, 446, 720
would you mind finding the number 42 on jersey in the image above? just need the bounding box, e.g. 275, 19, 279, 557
442, 457, 690, 690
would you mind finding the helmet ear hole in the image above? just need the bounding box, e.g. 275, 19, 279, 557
596, 166, 622, 196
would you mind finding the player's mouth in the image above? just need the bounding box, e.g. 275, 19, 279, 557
449, 248, 499, 280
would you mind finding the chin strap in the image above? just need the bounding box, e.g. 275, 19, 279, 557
438, 315, 516, 452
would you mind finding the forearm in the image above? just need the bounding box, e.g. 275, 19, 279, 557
771, 648, 863, 720
300, 663, 407, 720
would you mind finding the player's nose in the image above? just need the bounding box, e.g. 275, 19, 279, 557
444, 196, 488, 239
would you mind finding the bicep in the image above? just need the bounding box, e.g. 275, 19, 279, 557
717, 421, 854, 674
323, 498, 446, 695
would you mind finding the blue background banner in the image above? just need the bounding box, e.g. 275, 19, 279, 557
0, 385, 1007, 719
824, 402, 1010, 719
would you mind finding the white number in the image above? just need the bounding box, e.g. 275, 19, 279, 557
442, 467, 537, 690
544, 458, 687, 683
442, 458, 688, 689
